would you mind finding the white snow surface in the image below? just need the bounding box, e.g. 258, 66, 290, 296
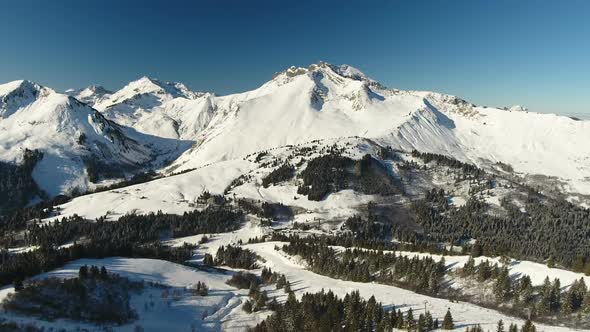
246, 242, 578, 332
6, 62, 590, 198
153, 62, 590, 198
0, 257, 267, 332
0, 80, 189, 196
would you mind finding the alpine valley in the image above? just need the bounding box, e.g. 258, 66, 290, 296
1, 62, 589, 332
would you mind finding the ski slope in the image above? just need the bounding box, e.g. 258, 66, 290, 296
246, 242, 577, 332
0, 258, 268, 332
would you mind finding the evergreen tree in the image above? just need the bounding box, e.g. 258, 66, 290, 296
550, 278, 561, 313
203, 253, 214, 266
562, 287, 575, 314
521, 319, 536, 332
406, 307, 415, 329
508, 323, 518, 332
497, 319, 505, 332
13, 278, 23, 292
79, 265, 88, 279
442, 308, 454, 330
242, 300, 252, 313
493, 267, 511, 303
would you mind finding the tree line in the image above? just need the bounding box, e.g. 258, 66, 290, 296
281, 238, 445, 295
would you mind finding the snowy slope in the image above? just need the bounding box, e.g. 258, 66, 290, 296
246, 242, 576, 332
158, 62, 590, 198
0, 80, 186, 196
94, 77, 214, 140
0, 258, 267, 332
65, 85, 112, 106
4, 62, 588, 199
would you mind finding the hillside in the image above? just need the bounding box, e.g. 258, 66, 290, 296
0, 80, 188, 199
1, 63, 588, 331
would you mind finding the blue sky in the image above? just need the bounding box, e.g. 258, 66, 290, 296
0, 0, 588, 116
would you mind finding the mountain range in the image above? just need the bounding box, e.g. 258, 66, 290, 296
2, 62, 588, 204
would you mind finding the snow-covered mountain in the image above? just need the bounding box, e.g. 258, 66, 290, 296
93, 77, 213, 139
65, 85, 112, 106
158, 62, 590, 200
0, 80, 186, 196
5, 62, 590, 200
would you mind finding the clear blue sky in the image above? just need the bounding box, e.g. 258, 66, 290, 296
1, 0, 588, 116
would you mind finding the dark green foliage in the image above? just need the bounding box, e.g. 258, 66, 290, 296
413, 193, 590, 268
214, 245, 258, 269
243, 300, 253, 313
442, 309, 454, 329
344, 214, 392, 241
297, 154, 352, 200
282, 239, 445, 294
261, 202, 293, 221
251, 290, 394, 332
203, 253, 214, 266
297, 153, 400, 201
0, 205, 241, 287
411, 150, 482, 177
521, 319, 536, 332
227, 272, 261, 289
82, 156, 149, 184
0, 149, 43, 214
192, 281, 208, 296
262, 163, 294, 188
0, 242, 193, 287
13, 278, 23, 292
353, 154, 400, 195
2, 268, 142, 324
0, 194, 71, 244
0, 319, 48, 332
26, 206, 243, 248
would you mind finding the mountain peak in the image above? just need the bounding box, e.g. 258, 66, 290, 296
65, 85, 113, 107
0, 80, 54, 118
102, 76, 200, 107
0, 79, 51, 97
272, 62, 378, 88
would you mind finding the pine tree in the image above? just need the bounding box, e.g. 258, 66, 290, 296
406, 307, 415, 329
573, 278, 587, 310
547, 256, 555, 268
517, 276, 533, 305
562, 287, 575, 314
428, 271, 440, 294
537, 277, 552, 315
242, 300, 252, 313
425, 311, 434, 331
497, 319, 505, 332
521, 319, 536, 332
509, 323, 518, 332
13, 278, 24, 292
572, 256, 585, 273
494, 267, 511, 303
462, 257, 476, 277
442, 308, 454, 330
550, 278, 561, 313
203, 253, 214, 266
78, 265, 88, 279
417, 314, 426, 332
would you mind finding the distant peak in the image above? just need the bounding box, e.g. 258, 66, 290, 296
0, 79, 53, 98
126, 76, 194, 96
274, 62, 376, 85
86, 85, 112, 94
